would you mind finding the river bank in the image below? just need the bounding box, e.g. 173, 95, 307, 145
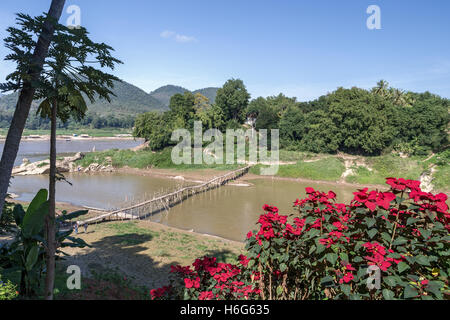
73, 146, 449, 193
0, 128, 134, 139
0, 135, 137, 142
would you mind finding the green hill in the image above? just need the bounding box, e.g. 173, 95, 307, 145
0, 81, 219, 129
0, 82, 219, 116
149, 85, 219, 108
193, 87, 219, 104
0, 79, 165, 117
149, 85, 188, 108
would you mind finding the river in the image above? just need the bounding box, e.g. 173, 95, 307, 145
0, 138, 144, 166
8, 171, 357, 242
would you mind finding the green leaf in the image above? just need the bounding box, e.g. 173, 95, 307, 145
367, 228, 377, 239
12, 204, 25, 226
398, 261, 410, 273
406, 217, 419, 226
25, 245, 39, 271
392, 237, 408, 246
24, 189, 47, 220
22, 200, 49, 238
415, 255, 430, 266
339, 252, 349, 263
382, 289, 395, 300
427, 281, 443, 299
280, 263, 287, 272
383, 276, 397, 286
381, 232, 391, 243
340, 284, 351, 296
326, 253, 338, 265
316, 243, 325, 254
276, 286, 283, 296
365, 217, 376, 228
403, 285, 418, 299
320, 275, 334, 286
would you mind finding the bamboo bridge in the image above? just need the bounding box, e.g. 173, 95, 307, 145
78, 165, 252, 226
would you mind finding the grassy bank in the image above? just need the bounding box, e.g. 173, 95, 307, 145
76, 146, 449, 191
345, 155, 425, 185
76, 147, 241, 171
250, 157, 345, 181
0, 128, 132, 138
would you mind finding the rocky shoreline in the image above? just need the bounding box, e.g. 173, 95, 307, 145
12, 152, 115, 176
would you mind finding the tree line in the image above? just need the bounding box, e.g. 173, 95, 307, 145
0, 110, 134, 130
134, 79, 449, 156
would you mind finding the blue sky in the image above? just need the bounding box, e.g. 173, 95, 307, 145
0, 0, 449, 100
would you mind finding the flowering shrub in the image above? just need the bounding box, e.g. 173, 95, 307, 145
152, 178, 449, 300
0, 275, 19, 300
150, 256, 260, 300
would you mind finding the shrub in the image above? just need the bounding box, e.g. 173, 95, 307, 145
152, 177, 449, 300
0, 201, 15, 233
0, 275, 19, 300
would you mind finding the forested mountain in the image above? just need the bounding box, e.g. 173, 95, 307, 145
149, 85, 188, 107
149, 85, 219, 109
0, 79, 164, 116
0, 80, 219, 129
192, 87, 219, 104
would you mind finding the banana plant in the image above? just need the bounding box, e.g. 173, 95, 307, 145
5, 189, 90, 297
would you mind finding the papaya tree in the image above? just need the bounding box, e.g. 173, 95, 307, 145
33, 22, 122, 300
0, 0, 66, 220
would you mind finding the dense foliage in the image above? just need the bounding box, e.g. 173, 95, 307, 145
0, 274, 18, 300
215, 79, 250, 124
277, 84, 449, 155
134, 79, 448, 156
0, 201, 15, 233
133, 81, 239, 150
0, 190, 90, 297
151, 177, 449, 300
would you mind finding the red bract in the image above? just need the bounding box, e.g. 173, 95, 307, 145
339, 272, 354, 284
199, 291, 214, 300
150, 286, 171, 300
238, 254, 250, 267
184, 277, 201, 289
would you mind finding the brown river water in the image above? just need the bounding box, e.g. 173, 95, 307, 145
9, 172, 358, 241
0, 138, 144, 166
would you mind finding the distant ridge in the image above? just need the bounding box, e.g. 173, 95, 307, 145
0, 81, 219, 117
149, 85, 219, 109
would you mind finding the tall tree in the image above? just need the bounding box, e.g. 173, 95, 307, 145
0, 0, 66, 219
215, 78, 250, 124
33, 22, 121, 300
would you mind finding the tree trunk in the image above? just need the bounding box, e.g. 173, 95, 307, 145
0, 0, 66, 219
44, 101, 57, 300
